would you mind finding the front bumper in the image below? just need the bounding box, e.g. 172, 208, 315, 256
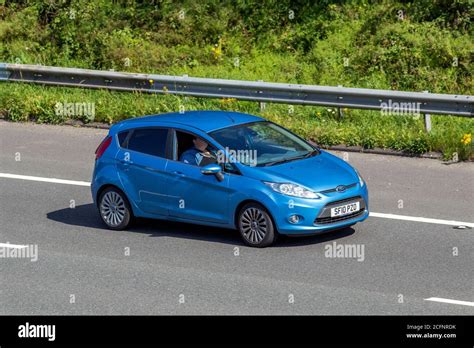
271, 183, 369, 235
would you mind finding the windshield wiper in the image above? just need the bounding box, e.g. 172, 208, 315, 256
303, 149, 319, 158
262, 149, 319, 167
262, 154, 307, 167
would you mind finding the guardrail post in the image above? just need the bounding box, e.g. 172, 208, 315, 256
337, 85, 343, 120
258, 80, 266, 111
423, 90, 432, 132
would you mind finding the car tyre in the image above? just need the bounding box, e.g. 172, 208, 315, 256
98, 187, 132, 230
238, 203, 277, 248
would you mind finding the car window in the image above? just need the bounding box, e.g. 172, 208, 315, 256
210, 121, 316, 167
117, 130, 129, 147
175, 130, 219, 167
127, 128, 168, 158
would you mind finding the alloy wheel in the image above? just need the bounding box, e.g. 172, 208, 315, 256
100, 191, 126, 227
240, 207, 268, 244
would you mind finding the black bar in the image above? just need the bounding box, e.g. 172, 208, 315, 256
0, 316, 473, 346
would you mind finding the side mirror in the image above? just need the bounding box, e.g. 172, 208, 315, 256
201, 164, 221, 175
201, 164, 225, 182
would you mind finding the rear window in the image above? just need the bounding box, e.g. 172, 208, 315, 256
127, 128, 168, 158
117, 131, 129, 147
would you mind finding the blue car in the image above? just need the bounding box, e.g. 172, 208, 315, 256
92, 111, 369, 247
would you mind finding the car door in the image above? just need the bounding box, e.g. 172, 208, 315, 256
166, 129, 230, 224
116, 127, 171, 216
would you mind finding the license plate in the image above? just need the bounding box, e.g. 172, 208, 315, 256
330, 202, 360, 217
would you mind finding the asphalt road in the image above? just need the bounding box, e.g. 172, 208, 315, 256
0, 120, 473, 315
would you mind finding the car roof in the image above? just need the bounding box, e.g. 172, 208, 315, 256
114, 110, 265, 133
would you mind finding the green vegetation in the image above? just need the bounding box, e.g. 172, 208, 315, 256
0, 0, 472, 159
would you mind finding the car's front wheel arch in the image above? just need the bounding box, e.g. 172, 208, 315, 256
234, 199, 278, 232
235, 200, 279, 247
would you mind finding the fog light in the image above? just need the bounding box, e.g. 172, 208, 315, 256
288, 214, 302, 224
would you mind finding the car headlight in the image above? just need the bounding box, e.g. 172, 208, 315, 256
264, 182, 320, 199
355, 169, 365, 187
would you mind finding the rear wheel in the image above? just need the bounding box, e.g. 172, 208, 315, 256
238, 203, 277, 248
98, 187, 132, 230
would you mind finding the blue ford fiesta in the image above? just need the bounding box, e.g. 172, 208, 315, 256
92, 111, 369, 247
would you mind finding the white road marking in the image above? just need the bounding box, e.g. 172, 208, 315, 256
0, 243, 28, 249
370, 212, 474, 228
424, 297, 474, 307
1, 172, 473, 228
0, 173, 90, 187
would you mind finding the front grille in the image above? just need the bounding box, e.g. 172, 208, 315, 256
314, 195, 366, 225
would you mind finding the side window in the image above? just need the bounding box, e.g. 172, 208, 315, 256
174, 130, 240, 174
117, 130, 129, 147
127, 128, 168, 158
175, 130, 218, 167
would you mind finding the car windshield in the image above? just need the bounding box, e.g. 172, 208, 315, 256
209, 121, 318, 167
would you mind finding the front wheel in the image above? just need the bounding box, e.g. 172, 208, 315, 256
238, 203, 277, 248
98, 187, 132, 230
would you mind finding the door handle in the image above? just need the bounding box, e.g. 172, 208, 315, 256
119, 160, 133, 165
172, 171, 186, 177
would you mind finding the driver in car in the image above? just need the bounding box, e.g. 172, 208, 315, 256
180, 137, 217, 166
